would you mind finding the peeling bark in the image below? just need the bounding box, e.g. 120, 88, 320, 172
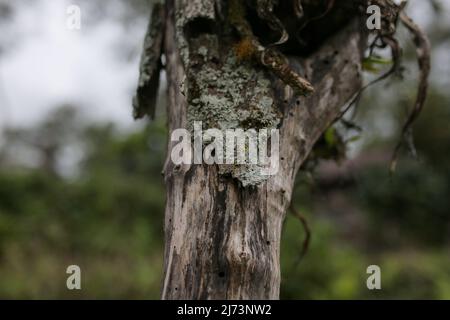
133, 3, 166, 119
159, 0, 367, 300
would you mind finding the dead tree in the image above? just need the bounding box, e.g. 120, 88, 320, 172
133, 0, 430, 299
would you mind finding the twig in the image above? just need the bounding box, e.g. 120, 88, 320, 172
289, 203, 311, 266
390, 12, 431, 173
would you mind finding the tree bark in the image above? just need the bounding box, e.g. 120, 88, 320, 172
160, 0, 367, 299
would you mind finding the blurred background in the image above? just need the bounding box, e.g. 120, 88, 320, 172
0, 0, 449, 299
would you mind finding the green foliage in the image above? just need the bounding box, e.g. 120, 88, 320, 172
362, 56, 392, 74
310, 127, 347, 162
281, 211, 450, 299
357, 162, 450, 247
0, 117, 167, 299
281, 216, 367, 299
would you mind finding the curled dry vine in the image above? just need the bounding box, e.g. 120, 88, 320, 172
350, 0, 430, 172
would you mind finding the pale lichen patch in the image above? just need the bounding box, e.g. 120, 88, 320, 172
187, 54, 280, 132
174, 0, 282, 186
231, 165, 271, 188
185, 53, 280, 186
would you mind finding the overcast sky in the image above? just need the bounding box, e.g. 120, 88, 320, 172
0, 0, 147, 131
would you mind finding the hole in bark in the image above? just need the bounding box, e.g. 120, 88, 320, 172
184, 18, 216, 40
266, 241, 271, 245
211, 56, 220, 64
218, 271, 225, 278
246, 1, 359, 56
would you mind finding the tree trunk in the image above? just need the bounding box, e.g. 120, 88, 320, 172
160, 0, 367, 300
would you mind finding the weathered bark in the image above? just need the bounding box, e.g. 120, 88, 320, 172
160, 0, 367, 299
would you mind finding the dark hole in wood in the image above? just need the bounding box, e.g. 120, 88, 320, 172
184, 18, 216, 39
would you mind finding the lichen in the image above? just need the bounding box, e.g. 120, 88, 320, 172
175, 0, 216, 68
231, 165, 271, 188
175, 0, 282, 187
187, 54, 279, 132
185, 53, 280, 187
